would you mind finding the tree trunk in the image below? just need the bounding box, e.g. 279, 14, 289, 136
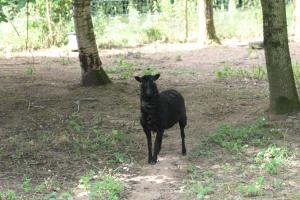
73, 0, 111, 86
185, 0, 188, 42
45, 0, 53, 46
294, 0, 300, 41
261, 0, 300, 114
228, 0, 236, 11
198, 0, 220, 44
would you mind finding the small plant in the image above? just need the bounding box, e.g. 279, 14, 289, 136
22, 176, 33, 193
239, 176, 265, 197
58, 57, 71, 65
255, 144, 289, 174
214, 64, 233, 78
67, 112, 82, 133
144, 27, 163, 42
26, 65, 35, 76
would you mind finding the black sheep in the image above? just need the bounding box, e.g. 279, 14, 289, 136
135, 74, 187, 164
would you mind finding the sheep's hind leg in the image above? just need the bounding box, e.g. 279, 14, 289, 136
179, 118, 187, 155
153, 130, 164, 164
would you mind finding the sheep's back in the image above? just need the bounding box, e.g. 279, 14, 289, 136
158, 89, 186, 129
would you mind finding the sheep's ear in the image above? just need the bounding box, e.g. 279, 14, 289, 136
153, 74, 160, 81
135, 76, 141, 82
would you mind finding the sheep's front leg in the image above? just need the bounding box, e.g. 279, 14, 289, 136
153, 130, 164, 164
142, 126, 153, 164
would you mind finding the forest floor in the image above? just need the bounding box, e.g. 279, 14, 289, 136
0, 42, 300, 200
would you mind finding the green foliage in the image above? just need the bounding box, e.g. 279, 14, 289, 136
43, 192, 73, 200
239, 176, 265, 197
255, 144, 290, 174
208, 117, 269, 152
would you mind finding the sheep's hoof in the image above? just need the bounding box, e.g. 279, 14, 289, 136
149, 159, 157, 165
182, 150, 187, 156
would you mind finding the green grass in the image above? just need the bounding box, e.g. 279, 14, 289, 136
255, 144, 290, 174
239, 176, 265, 197
0, 190, 18, 200
79, 171, 124, 200
208, 117, 271, 153
185, 166, 214, 199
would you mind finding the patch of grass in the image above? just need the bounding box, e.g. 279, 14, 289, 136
185, 166, 214, 199
78, 171, 124, 200
190, 182, 213, 199
239, 176, 265, 197
191, 143, 212, 157
43, 192, 73, 200
64, 112, 130, 165
208, 117, 270, 153
255, 144, 290, 174
0, 190, 18, 200
107, 57, 137, 79
89, 175, 124, 200
215, 60, 300, 87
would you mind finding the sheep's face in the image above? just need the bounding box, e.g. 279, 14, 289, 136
135, 74, 160, 101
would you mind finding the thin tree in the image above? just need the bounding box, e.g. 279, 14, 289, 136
73, 0, 111, 86
293, 0, 300, 40
261, 0, 300, 114
198, 0, 220, 44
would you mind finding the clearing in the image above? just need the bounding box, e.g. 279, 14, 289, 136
0, 42, 300, 200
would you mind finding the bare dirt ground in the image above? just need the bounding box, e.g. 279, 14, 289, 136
0, 42, 300, 200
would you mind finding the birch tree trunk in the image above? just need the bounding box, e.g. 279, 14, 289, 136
73, 0, 111, 86
198, 0, 220, 44
261, 0, 300, 114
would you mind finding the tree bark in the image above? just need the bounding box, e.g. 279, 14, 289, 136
293, 0, 300, 41
198, 0, 220, 44
73, 0, 111, 86
261, 0, 300, 114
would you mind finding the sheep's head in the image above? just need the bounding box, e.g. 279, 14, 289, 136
135, 74, 160, 101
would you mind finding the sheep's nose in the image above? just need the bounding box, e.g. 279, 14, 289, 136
145, 90, 152, 97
